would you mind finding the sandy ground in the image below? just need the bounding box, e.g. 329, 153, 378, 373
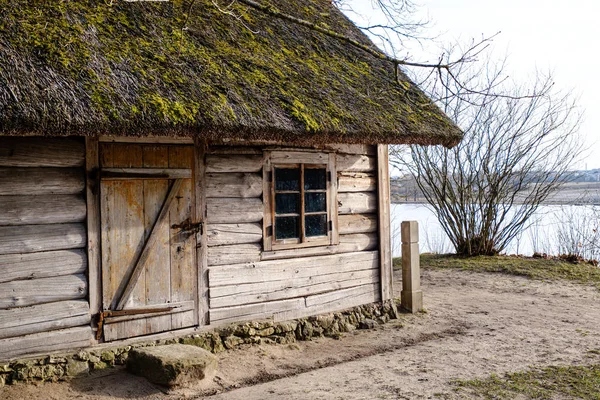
2, 268, 600, 400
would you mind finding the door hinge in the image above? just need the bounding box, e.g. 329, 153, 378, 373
172, 218, 203, 235
266, 226, 273, 237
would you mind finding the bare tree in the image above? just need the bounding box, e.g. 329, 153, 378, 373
391, 59, 583, 256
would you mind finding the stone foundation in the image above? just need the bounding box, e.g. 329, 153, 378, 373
0, 300, 398, 386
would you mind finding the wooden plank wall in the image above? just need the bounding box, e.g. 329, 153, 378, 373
206, 144, 381, 325
0, 138, 92, 361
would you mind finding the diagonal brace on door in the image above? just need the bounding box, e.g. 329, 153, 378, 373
112, 179, 184, 311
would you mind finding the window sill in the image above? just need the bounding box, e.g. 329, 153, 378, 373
261, 245, 339, 261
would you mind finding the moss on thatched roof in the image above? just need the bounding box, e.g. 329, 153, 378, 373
0, 0, 462, 146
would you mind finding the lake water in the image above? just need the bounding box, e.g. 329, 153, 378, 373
390, 203, 599, 257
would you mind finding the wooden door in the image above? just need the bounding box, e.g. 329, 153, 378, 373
99, 143, 198, 341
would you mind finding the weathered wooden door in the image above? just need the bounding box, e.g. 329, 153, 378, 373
99, 143, 198, 341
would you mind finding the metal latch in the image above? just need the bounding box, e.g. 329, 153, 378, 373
172, 218, 203, 234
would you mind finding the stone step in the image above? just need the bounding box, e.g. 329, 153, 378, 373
126, 344, 218, 387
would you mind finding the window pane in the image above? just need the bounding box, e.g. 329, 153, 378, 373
276, 216, 299, 239
304, 168, 326, 190
305, 192, 326, 213
305, 214, 327, 237
275, 193, 300, 214
275, 168, 300, 191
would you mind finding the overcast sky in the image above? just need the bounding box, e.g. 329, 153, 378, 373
346, 0, 600, 169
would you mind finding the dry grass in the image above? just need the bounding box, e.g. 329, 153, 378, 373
454, 364, 600, 399
394, 254, 600, 290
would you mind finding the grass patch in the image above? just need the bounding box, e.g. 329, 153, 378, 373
455, 364, 600, 399
393, 254, 600, 289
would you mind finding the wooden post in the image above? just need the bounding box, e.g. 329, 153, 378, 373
85, 137, 102, 342
400, 221, 423, 313
376, 145, 393, 301
194, 138, 209, 326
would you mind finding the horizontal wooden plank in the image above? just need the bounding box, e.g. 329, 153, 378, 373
206, 173, 262, 198
99, 136, 194, 144
305, 283, 380, 308
338, 214, 378, 235
0, 300, 90, 340
103, 309, 196, 341
274, 283, 381, 321
206, 198, 263, 223
0, 195, 86, 226
208, 243, 262, 266
338, 192, 377, 214
326, 144, 376, 155
209, 298, 305, 325
0, 249, 87, 283
0, 326, 92, 362
338, 233, 378, 253
337, 154, 376, 172
270, 151, 329, 165
206, 155, 263, 173
207, 146, 262, 155
260, 245, 338, 261
209, 251, 378, 286
207, 223, 263, 246
0, 137, 85, 167
338, 173, 377, 192
210, 268, 379, 308
100, 168, 191, 180
0, 168, 84, 195
0, 223, 86, 255
0, 274, 88, 309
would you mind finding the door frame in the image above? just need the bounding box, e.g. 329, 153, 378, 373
85, 137, 208, 343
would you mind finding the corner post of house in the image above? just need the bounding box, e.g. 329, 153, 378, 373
377, 144, 393, 301
400, 221, 423, 313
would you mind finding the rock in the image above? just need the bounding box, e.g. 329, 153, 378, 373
87, 353, 100, 363
92, 361, 109, 370
126, 344, 217, 387
255, 327, 275, 337
0, 364, 12, 373
223, 335, 244, 349
101, 351, 115, 364
275, 321, 297, 334
235, 325, 257, 337
315, 315, 335, 330
66, 359, 89, 377
359, 318, 377, 330
76, 351, 89, 361
210, 333, 225, 353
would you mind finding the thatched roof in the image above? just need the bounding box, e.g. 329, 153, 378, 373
0, 0, 462, 146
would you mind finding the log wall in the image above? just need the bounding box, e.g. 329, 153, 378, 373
206, 144, 381, 325
0, 138, 92, 361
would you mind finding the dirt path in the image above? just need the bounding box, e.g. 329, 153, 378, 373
2, 268, 599, 400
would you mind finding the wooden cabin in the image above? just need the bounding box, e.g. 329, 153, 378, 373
0, 0, 461, 361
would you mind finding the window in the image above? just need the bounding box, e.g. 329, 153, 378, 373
263, 151, 338, 251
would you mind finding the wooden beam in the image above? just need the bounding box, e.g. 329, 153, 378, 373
206, 197, 263, 223
207, 243, 262, 266
205, 155, 263, 173
0, 274, 88, 309
0, 195, 86, 226
0, 168, 85, 195
0, 223, 86, 255
0, 326, 92, 362
377, 144, 393, 301
338, 172, 377, 192
194, 138, 209, 326
114, 179, 184, 310
0, 137, 85, 167
0, 300, 90, 340
206, 172, 263, 198
100, 168, 191, 180
207, 223, 262, 246
337, 154, 376, 172
98, 136, 194, 144
85, 137, 102, 329
337, 192, 377, 214
0, 249, 86, 284
338, 214, 378, 235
